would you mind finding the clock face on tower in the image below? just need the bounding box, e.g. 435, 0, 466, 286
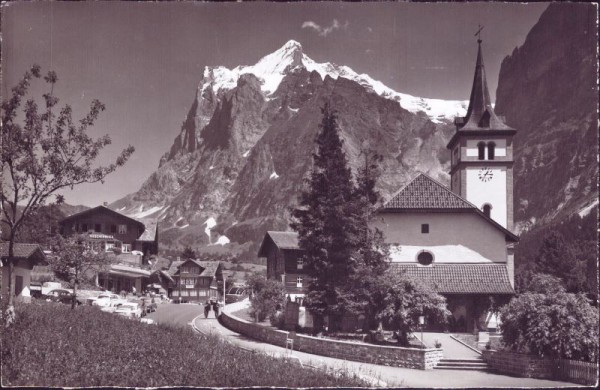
478, 167, 494, 182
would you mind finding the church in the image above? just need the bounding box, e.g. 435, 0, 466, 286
260, 38, 518, 333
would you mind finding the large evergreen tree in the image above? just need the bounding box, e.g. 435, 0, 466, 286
291, 103, 361, 330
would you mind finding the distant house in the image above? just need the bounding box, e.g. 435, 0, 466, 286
0, 243, 47, 303
59, 205, 159, 293
159, 259, 223, 303
258, 231, 307, 303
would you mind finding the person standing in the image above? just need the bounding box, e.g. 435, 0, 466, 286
132, 286, 136, 296
204, 300, 211, 318
212, 299, 219, 317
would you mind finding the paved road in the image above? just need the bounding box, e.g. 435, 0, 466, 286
148, 302, 579, 388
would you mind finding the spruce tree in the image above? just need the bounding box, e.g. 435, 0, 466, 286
291, 103, 361, 330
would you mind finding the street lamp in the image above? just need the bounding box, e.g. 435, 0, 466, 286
419, 315, 425, 348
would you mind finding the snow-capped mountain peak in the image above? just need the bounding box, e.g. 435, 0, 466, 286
199, 40, 466, 123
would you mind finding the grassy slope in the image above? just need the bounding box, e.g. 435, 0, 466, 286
1, 301, 367, 387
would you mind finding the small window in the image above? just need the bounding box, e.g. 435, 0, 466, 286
417, 251, 434, 266
487, 142, 496, 160
122, 244, 131, 253
483, 204, 492, 218
296, 277, 303, 288
477, 142, 486, 160
118, 224, 127, 234
297, 258, 304, 270
421, 224, 429, 234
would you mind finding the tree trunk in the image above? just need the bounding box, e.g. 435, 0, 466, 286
71, 281, 78, 310
4, 238, 17, 326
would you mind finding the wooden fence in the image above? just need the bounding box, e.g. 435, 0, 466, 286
555, 359, 598, 385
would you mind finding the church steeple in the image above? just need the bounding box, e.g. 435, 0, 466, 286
454, 38, 513, 131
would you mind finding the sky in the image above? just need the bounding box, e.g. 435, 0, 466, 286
2, 1, 549, 208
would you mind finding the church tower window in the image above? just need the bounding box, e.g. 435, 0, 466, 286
487, 142, 496, 160
477, 142, 486, 160
421, 224, 429, 234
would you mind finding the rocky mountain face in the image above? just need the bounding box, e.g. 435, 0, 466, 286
112, 4, 597, 260
111, 40, 467, 257
495, 3, 598, 232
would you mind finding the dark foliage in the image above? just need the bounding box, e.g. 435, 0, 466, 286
500, 274, 599, 362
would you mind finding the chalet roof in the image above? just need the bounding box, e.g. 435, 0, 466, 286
167, 260, 185, 276
191, 260, 222, 278
0, 243, 46, 264
388, 263, 514, 295
455, 40, 513, 132
257, 231, 300, 257
383, 173, 474, 210
59, 205, 145, 230
149, 256, 171, 272
380, 173, 518, 242
136, 218, 158, 242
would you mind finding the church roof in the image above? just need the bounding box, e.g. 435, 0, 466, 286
380, 173, 519, 242
382, 173, 474, 210
455, 40, 514, 132
388, 263, 514, 294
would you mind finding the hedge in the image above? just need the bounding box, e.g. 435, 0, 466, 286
1, 301, 368, 387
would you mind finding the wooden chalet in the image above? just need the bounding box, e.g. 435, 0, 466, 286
1, 243, 47, 303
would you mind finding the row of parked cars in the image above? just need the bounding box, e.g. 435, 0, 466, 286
89, 293, 160, 324
36, 287, 161, 324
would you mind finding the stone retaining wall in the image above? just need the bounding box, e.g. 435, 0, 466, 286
483, 350, 555, 379
482, 350, 598, 385
220, 311, 444, 369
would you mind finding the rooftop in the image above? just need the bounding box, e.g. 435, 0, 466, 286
388, 263, 514, 294
0, 242, 46, 262
257, 231, 300, 256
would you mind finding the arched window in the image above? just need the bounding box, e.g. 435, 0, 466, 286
483, 204, 492, 218
487, 142, 496, 160
417, 251, 434, 266
477, 142, 486, 160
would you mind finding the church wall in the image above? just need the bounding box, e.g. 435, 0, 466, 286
373, 212, 507, 263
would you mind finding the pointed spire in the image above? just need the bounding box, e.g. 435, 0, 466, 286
455, 36, 512, 131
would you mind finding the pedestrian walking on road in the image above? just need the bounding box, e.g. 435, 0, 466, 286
204, 301, 211, 318
212, 300, 219, 317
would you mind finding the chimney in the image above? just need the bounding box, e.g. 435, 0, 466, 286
103, 202, 108, 206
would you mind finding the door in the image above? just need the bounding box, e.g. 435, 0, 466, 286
15, 275, 24, 297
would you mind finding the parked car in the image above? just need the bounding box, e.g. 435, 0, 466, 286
47, 289, 83, 305
114, 302, 144, 319
41, 282, 64, 296
140, 317, 156, 325
225, 287, 248, 304
92, 293, 124, 308
100, 302, 124, 314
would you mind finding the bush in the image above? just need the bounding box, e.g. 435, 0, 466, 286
248, 277, 285, 322
1, 301, 367, 387
500, 274, 599, 362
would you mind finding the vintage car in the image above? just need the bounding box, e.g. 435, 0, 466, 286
225, 287, 248, 304
114, 302, 144, 319
91, 293, 124, 308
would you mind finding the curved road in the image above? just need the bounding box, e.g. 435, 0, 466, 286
147, 302, 578, 388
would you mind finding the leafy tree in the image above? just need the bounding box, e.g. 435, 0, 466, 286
534, 231, 587, 294
500, 273, 599, 362
248, 276, 286, 322
377, 272, 450, 346
181, 246, 197, 260
48, 234, 114, 309
1, 65, 134, 320
291, 103, 362, 330
245, 272, 267, 297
